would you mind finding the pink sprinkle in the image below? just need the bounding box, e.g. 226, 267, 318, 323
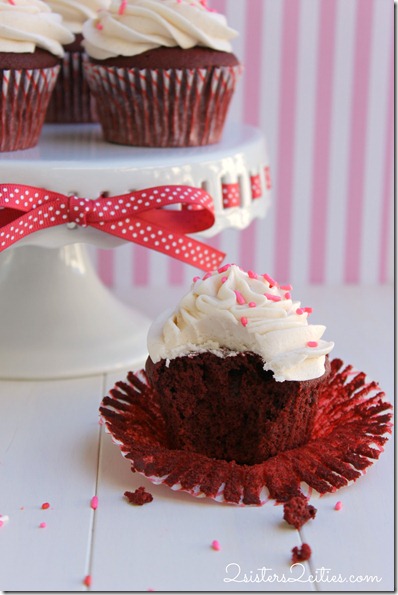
265, 293, 281, 302
90, 496, 98, 510
234, 290, 245, 305
334, 501, 343, 511
296, 308, 304, 315
0, 521, 3, 528
96, 22, 103, 30
263, 273, 278, 287
280, 284, 293, 291
211, 539, 221, 551
307, 341, 318, 348
247, 270, 258, 279
118, 0, 127, 15
83, 575, 92, 587
39, 522, 47, 529
248, 302, 256, 308
240, 317, 248, 327
8, 0, 16, 5
41, 502, 50, 510
218, 264, 231, 273
193, 276, 200, 282
221, 276, 228, 284
303, 307, 313, 314
284, 292, 291, 300
202, 272, 212, 280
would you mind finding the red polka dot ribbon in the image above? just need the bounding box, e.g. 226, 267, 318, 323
0, 184, 226, 271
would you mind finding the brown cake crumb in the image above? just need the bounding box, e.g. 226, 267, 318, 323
124, 487, 153, 506
283, 494, 317, 529
291, 543, 312, 563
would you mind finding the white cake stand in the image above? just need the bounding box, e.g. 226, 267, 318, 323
0, 124, 270, 379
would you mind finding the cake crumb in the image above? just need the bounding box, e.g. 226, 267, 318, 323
83, 575, 92, 587
291, 543, 312, 564
283, 495, 317, 529
334, 500, 343, 511
124, 487, 153, 506
0, 514, 9, 527
211, 539, 221, 551
41, 502, 50, 510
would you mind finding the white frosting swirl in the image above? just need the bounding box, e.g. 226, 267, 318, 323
45, 0, 111, 34
82, 0, 238, 60
0, 0, 74, 56
148, 265, 334, 382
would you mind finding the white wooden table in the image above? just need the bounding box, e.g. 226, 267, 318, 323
0, 285, 393, 592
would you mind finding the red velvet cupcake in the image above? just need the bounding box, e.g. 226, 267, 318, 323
44, 0, 111, 123
145, 265, 334, 465
0, 0, 73, 152
82, 0, 242, 147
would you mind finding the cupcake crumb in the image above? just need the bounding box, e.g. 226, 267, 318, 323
283, 494, 317, 529
124, 487, 153, 506
291, 543, 312, 564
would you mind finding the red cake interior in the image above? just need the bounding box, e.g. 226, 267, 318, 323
146, 351, 329, 465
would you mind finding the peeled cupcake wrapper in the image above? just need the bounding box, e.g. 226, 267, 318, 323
100, 358, 393, 506
0, 66, 59, 152
83, 63, 243, 147
45, 51, 98, 124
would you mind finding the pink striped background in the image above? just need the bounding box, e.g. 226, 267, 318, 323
94, 0, 394, 289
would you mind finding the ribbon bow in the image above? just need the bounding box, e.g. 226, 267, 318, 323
0, 184, 226, 271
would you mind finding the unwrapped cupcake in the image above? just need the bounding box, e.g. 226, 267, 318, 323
0, 0, 74, 151
44, 0, 111, 123
82, 0, 242, 147
145, 264, 334, 465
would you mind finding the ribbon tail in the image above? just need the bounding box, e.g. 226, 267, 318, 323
94, 223, 226, 272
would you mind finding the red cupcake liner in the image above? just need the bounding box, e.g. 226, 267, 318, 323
100, 358, 393, 506
45, 51, 98, 124
84, 64, 242, 147
0, 66, 59, 152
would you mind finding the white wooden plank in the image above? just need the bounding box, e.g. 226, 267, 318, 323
0, 375, 104, 591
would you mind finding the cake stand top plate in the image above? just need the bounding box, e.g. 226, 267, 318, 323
0, 123, 271, 248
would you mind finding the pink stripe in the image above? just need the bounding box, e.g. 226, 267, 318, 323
133, 245, 150, 286
274, 0, 301, 283
309, 0, 337, 283
238, 0, 264, 270
242, 0, 264, 127
344, 0, 373, 282
97, 249, 114, 287
168, 258, 184, 286
239, 221, 257, 272
379, 25, 394, 283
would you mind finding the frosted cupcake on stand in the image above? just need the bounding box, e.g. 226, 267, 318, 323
45, 0, 111, 123
82, 0, 242, 147
0, 0, 73, 151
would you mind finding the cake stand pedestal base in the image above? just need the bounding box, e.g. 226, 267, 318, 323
0, 245, 150, 380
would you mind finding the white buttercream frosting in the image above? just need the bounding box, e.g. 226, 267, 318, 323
147, 264, 334, 382
45, 0, 111, 34
82, 0, 238, 60
0, 0, 74, 56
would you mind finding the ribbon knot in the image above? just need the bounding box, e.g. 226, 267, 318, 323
68, 196, 92, 228
0, 184, 226, 271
